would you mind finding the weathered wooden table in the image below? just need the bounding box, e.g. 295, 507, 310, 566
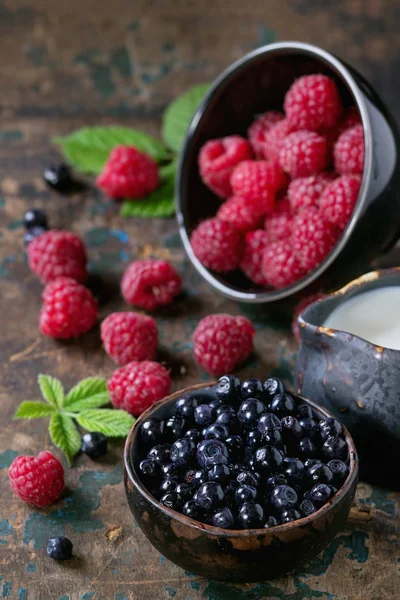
1, 2, 399, 598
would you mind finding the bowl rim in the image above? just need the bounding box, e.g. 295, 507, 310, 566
124, 382, 359, 537
176, 40, 372, 303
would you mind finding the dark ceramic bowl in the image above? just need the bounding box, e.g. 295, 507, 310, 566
295, 267, 400, 487
124, 383, 358, 583
176, 41, 400, 303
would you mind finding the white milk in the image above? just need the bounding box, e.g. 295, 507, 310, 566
323, 286, 400, 350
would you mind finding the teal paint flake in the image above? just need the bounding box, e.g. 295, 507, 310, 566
81, 593, 94, 600
0, 257, 15, 278
141, 61, 175, 85
110, 229, 129, 244
1, 582, 12, 598
7, 219, 24, 231
0, 520, 14, 543
25, 45, 48, 66
359, 487, 396, 516
25, 562, 36, 573
18, 590, 28, 600
23, 465, 123, 548
0, 130, 23, 141
114, 593, 126, 600
74, 50, 116, 99
163, 231, 181, 248
190, 581, 200, 590
0, 450, 19, 469
58, 596, 69, 600
202, 580, 332, 600
110, 47, 132, 79
127, 20, 139, 31
162, 41, 175, 52
164, 587, 176, 597
0, 197, 5, 208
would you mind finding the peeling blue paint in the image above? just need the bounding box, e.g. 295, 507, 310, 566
114, 593, 126, 600
1, 581, 12, 598
25, 562, 36, 573
0, 256, 15, 278
360, 487, 396, 516
164, 586, 176, 597
0, 450, 19, 469
81, 593, 94, 600
7, 219, 24, 231
0, 130, 23, 141
18, 589, 28, 600
0, 520, 14, 544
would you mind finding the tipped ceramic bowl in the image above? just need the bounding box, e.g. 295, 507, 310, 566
124, 383, 358, 583
176, 41, 400, 303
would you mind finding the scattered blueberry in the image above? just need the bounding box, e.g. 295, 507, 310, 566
281, 457, 306, 485
139, 459, 159, 478
141, 418, 165, 445
237, 470, 259, 488
321, 436, 348, 461
238, 502, 264, 528
270, 485, 298, 510
24, 226, 47, 245
185, 428, 201, 442
298, 437, 317, 458
24, 208, 48, 230
299, 498, 316, 516
299, 417, 318, 439
215, 375, 241, 403
238, 398, 266, 428
280, 509, 301, 523
241, 378, 264, 400
327, 459, 348, 484
281, 415, 302, 440
212, 507, 235, 528
205, 423, 229, 441
183, 499, 203, 519
254, 445, 283, 474
44, 163, 75, 193
196, 439, 229, 469
46, 536, 73, 561
208, 464, 230, 484
148, 444, 171, 465
263, 377, 285, 400
257, 413, 281, 434
160, 477, 178, 494
194, 404, 215, 426
161, 462, 181, 478
194, 482, 224, 511
319, 418, 343, 441
309, 483, 332, 505
165, 416, 186, 440
175, 395, 198, 420
170, 438, 196, 466
160, 491, 182, 510
81, 432, 108, 458
307, 463, 334, 486
270, 393, 296, 417
235, 484, 257, 503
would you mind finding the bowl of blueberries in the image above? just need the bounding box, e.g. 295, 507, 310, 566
124, 375, 358, 582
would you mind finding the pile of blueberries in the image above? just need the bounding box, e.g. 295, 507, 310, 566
138, 375, 350, 530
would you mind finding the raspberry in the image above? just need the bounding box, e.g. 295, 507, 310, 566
217, 196, 263, 233
287, 173, 335, 213
292, 293, 325, 341
28, 230, 88, 284
107, 360, 171, 416
193, 314, 255, 375
263, 119, 296, 161
247, 111, 284, 158
190, 218, 244, 272
319, 175, 361, 229
101, 312, 158, 365
333, 124, 364, 175
284, 74, 343, 131
279, 131, 329, 179
97, 145, 160, 199
198, 136, 253, 198
40, 277, 98, 338
240, 230, 270, 286
262, 240, 306, 289
9, 451, 64, 507
291, 207, 340, 272
121, 260, 181, 311
323, 106, 362, 148
230, 160, 286, 213
264, 197, 293, 243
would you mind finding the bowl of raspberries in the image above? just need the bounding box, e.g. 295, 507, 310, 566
176, 41, 400, 302
124, 375, 358, 582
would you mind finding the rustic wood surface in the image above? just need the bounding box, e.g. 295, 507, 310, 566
1, 1, 400, 598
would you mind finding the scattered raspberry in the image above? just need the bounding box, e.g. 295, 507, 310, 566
287, 173, 335, 213
291, 207, 340, 272
121, 260, 181, 311
264, 197, 293, 243
101, 312, 158, 365
217, 196, 263, 233
230, 160, 286, 213
193, 314, 255, 375
292, 293, 326, 341
9, 451, 64, 507
198, 136, 253, 198
107, 360, 171, 416
284, 74, 343, 131
263, 119, 296, 161
28, 230, 88, 284
190, 218, 244, 272
334, 124, 364, 175
279, 131, 329, 178
340, 106, 362, 133
247, 111, 284, 158
262, 240, 306, 289
97, 145, 160, 199
240, 230, 270, 286
319, 174, 361, 229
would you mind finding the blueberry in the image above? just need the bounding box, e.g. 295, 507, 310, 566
281, 416, 302, 440
224, 480, 240, 502
175, 395, 198, 419
321, 436, 348, 461
225, 435, 244, 460
183, 500, 203, 520
216, 405, 236, 418
270, 393, 295, 417
161, 462, 181, 478
280, 509, 301, 523
196, 440, 229, 469
261, 428, 283, 447
309, 483, 332, 505
263, 515, 279, 528
327, 459, 348, 484
194, 482, 224, 511
238, 502, 264, 528
165, 416, 186, 440
215, 375, 241, 404
185, 428, 201, 443
46, 536, 73, 561
170, 438, 196, 466
185, 469, 208, 488
254, 445, 284, 474
319, 418, 343, 442
281, 457, 306, 485
237, 470, 259, 488
208, 464, 230, 484
141, 418, 165, 445
243, 446, 254, 466
176, 483, 194, 502
207, 453, 229, 467
296, 404, 314, 419
298, 437, 317, 458
160, 477, 178, 494
205, 423, 229, 441
216, 408, 238, 430
212, 507, 235, 528
235, 484, 257, 503
241, 378, 264, 400
265, 473, 288, 492
24, 208, 48, 230
24, 226, 47, 245
270, 485, 298, 510
139, 459, 159, 479
307, 463, 334, 486
263, 377, 285, 401
238, 398, 266, 428
245, 430, 262, 450
147, 444, 171, 464
299, 499, 316, 517
160, 491, 182, 510
304, 458, 322, 469
44, 164, 74, 193
257, 413, 281, 434
209, 398, 222, 410
194, 404, 215, 426
81, 432, 108, 458
299, 418, 318, 439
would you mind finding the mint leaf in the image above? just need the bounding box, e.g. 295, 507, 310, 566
76, 409, 135, 437
14, 401, 56, 419
54, 127, 171, 175
162, 83, 211, 152
49, 414, 81, 466
38, 374, 64, 408
120, 171, 175, 218
64, 377, 109, 411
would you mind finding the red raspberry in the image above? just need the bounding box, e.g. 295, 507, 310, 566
334, 124, 364, 175
284, 74, 343, 131
287, 173, 335, 213
97, 145, 160, 199
190, 218, 244, 272
279, 131, 329, 178
28, 230, 88, 284
291, 207, 340, 272
319, 174, 361, 230
217, 196, 264, 233
264, 197, 293, 243
193, 314, 255, 375
323, 106, 362, 148
107, 360, 171, 416
101, 312, 158, 365
198, 136, 253, 198
247, 111, 284, 158
9, 451, 64, 507
292, 293, 326, 341
121, 260, 181, 311
263, 119, 296, 161
262, 240, 306, 289
230, 160, 286, 213
40, 277, 98, 338
240, 230, 270, 286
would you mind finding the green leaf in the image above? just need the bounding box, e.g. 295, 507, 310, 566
120, 172, 175, 218
162, 83, 211, 152
76, 409, 135, 437
54, 127, 171, 175
64, 377, 110, 411
14, 401, 56, 419
38, 374, 64, 409
49, 414, 81, 466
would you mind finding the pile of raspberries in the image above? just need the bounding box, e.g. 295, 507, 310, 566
191, 74, 364, 289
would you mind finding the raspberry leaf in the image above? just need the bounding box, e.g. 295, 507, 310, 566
38, 374, 65, 409
14, 401, 56, 419
120, 171, 175, 218
64, 377, 110, 411
162, 83, 211, 152
54, 127, 171, 175
49, 414, 82, 466
76, 409, 135, 437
